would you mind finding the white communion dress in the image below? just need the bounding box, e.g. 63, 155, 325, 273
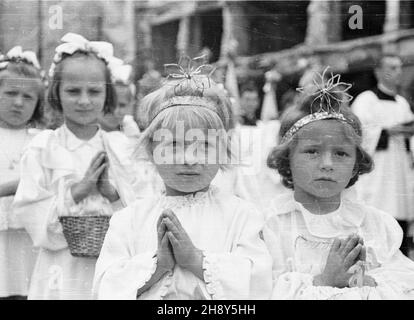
93, 186, 273, 300
263, 192, 414, 300
0, 127, 40, 297
13, 124, 138, 299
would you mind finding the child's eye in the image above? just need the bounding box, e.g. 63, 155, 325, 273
335, 151, 349, 157
4, 90, 17, 96
89, 88, 103, 95
65, 88, 79, 94
304, 149, 318, 155
23, 94, 34, 101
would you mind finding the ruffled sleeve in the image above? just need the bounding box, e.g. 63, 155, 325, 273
363, 209, 414, 299
93, 208, 162, 300
200, 202, 272, 300
13, 131, 72, 250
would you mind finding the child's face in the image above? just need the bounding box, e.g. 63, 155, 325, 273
151, 122, 221, 195
59, 56, 106, 127
0, 71, 39, 129
99, 85, 133, 130
290, 120, 357, 201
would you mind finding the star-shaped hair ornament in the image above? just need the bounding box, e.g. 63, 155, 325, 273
164, 54, 216, 94
296, 66, 353, 113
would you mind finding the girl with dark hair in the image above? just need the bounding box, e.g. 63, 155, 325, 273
13, 33, 138, 299
263, 68, 414, 299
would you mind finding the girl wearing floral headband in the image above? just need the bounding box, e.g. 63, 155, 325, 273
0, 46, 45, 299
93, 56, 272, 299
13, 33, 138, 299
263, 69, 414, 299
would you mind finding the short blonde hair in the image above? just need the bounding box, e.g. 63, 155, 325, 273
136, 77, 236, 168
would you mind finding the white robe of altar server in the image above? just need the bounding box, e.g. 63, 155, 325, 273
233, 120, 288, 211
93, 186, 272, 300
352, 91, 414, 221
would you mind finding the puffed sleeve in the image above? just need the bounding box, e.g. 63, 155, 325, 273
13, 142, 70, 251
201, 202, 272, 300
363, 210, 414, 299
93, 208, 161, 300
351, 91, 383, 156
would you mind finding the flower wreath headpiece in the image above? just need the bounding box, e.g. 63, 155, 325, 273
149, 55, 219, 123
0, 46, 46, 84
280, 67, 356, 144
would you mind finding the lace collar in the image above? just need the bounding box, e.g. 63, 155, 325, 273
159, 185, 219, 210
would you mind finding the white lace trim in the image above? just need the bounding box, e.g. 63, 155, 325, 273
158, 271, 174, 300
159, 185, 218, 210
202, 251, 225, 300
136, 256, 158, 298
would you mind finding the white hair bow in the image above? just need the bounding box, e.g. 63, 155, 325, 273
107, 57, 136, 96
49, 32, 114, 77
109, 60, 132, 84
0, 46, 41, 70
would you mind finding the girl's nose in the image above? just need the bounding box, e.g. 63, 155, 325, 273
14, 94, 24, 108
183, 148, 199, 166
319, 152, 333, 171
78, 91, 90, 105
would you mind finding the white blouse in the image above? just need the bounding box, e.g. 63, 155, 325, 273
93, 186, 272, 300
263, 192, 414, 300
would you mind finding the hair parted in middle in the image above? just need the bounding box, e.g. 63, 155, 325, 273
47, 33, 118, 116
267, 67, 373, 189
0, 47, 46, 126
47, 51, 117, 115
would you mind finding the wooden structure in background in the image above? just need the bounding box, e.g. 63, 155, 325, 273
134, 0, 414, 109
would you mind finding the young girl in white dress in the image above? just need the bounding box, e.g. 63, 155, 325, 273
93, 62, 272, 300
0, 47, 44, 299
263, 70, 414, 299
13, 33, 137, 300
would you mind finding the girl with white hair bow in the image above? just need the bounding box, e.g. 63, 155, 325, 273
13, 33, 140, 300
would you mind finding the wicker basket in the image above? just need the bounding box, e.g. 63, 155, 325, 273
59, 215, 111, 258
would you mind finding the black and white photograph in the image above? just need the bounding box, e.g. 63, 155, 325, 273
0, 0, 413, 307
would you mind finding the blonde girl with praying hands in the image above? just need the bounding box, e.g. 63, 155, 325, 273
93, 58, 272, 300
13, 33, 138, 300
263, 69, 414, 300
0, 47, 45, 299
